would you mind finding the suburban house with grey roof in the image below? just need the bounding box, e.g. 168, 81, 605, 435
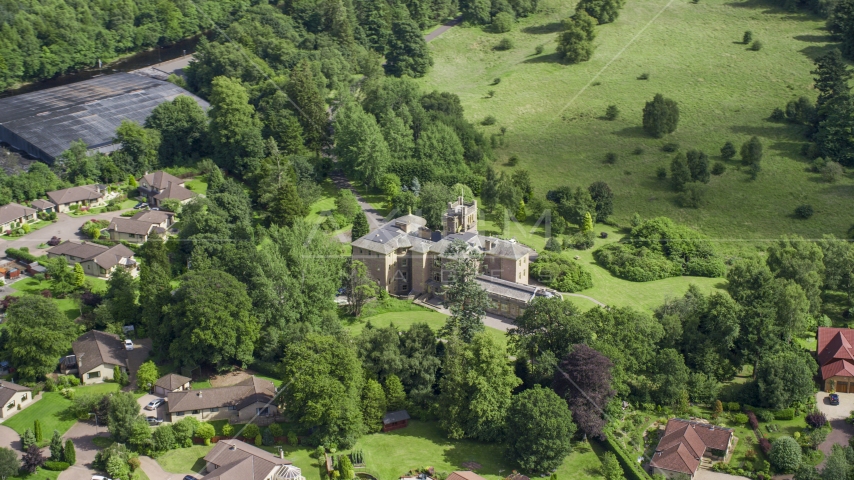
30, 199, 55, 213
0, 203, 36, 232
46, 240, 137, 278
45, 184, 106, 213
72, 330, 130, 385
202, 439, 299, 480
138, 170, 197, 207
167, 376, 278, 422
154, 373, 191, 395
131, 209, 175, 229
107, 217, 166, 244
351, 196, 555, 319
0, 381, 34, 419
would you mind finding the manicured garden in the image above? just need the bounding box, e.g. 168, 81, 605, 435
4, 382, 122, 441
156, 420, 606, 480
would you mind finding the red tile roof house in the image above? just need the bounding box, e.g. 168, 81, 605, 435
649, 419, 734, 480
816, 327, 854, 392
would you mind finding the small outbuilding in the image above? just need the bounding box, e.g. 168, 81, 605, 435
382, 410, 410, 432
154, 373, 191, 396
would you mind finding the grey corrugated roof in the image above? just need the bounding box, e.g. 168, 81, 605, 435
0, 73, 209, 162
383, 410, 410, 424
0, 203, 36, 225
475, 275, 538, 302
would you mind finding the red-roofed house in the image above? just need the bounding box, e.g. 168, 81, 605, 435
649, 419, 734, 479
817, 327, 854, 392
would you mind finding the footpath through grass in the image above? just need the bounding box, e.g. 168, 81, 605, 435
419, 0, 854, 249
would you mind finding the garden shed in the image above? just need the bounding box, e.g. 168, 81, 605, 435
382, 410, 410, 432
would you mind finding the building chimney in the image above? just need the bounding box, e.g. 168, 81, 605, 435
196, 391, 202, 398
279, 447, 285, 459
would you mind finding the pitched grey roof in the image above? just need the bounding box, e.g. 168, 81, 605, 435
155, 373, 191, 391
131, 210, 174, 224
47, 241, 135, 270
0, 380, 31, 407
202, 439, 291, 480
72, 330, 128, 374
141, 171, 184, 190
153, 182, 195, 202
30, 199, 54, 210
383, 410, 410, 424
475, 275, 538, 302
0, 203, 36, 225
47, 185, 103, 206
167, 376, 276, 413
108, 217, 156, 236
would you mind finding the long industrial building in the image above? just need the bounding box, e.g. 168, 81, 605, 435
0, 73, 208, 163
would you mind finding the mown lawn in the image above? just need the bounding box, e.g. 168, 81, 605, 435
185, 177, 209, 196
157, 445, 212, 473
158, 421, 605, 480
3, 383, 122, 443
418, 0, 854, 253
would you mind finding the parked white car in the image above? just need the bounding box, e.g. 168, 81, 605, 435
145, 399, 164, 411
124, 339, 133, 350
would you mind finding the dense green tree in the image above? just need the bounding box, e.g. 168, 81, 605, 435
384, 374, 407, 411
151, 425, 176, 452
727, 259, 784, 374
136, 361, 159, 393
287, 60, 329, 153
576, 0, 625, 23
104, 267, 139, 325
721, 141, 737, 160
440, 240, 491, 342
650, 348, 690, 407
108, 392, 142, 444
63, 440, 75, 465
5, 296, 76, 380
439, 334, 521, 441
461, 0, 491, 24
642, 94, 680, 138
769, 436, 802, 473
766, 236, 825, 314
416, 123, 466, 173
57, 140, 99, 184
821, 234, 854, 306
33, 421, 42, 444
113, 120, 161, 176
163, 270, 259, 368
505, 386, 576, 473
587, 181, 613, 221
145, 96, 209, 165
418, 182, 455, 230
208, 76, 265, 177
812, 49, 851, 115
20, 429, 35, 451
279, 333, 365, 448
508, 297, 592, 367
49, 430, 63, 461
335, 100, 391, 188
361, 379, 387, 433
556, 187, 596, 227
385, 19, 433, 77
740, 136, 763, 179
352, 212, 370, 239
0, 447, 19, 480
556, 21, 594, 63
343, 260, 378, 317
686, 150, 710, 183
756, 348, 817, 409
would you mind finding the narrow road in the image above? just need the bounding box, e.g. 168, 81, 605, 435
329, 170, 385, 234
139, 455, 197, 480
425, 16, 463, 43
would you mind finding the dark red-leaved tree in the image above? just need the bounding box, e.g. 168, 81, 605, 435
21, 445, 45, 473
552, 344, 615, 439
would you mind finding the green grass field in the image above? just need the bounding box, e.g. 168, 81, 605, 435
3, 383, 121, 442
419, 0, 854, 251
157, 420, 605, 480
185, 177, 209, 195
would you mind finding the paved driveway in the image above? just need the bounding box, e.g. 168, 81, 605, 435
0, 425, 21, 457
139, 455, 199, 480
138, 393, 169, 422
695, 469, 750, 480
57, 420, 110, 480
815, 392, 854, 466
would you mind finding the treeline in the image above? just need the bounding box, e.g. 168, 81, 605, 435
0, 0, 243, 91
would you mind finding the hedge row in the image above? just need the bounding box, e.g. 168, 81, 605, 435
5, 248, 36, 264
602, 432, 653, 480
43, 461, 70, 471
774, 408, 795, 420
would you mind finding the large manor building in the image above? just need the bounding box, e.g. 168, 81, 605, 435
351, 196, 558, 319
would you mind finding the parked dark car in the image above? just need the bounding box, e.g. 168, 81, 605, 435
830, 393, 840, 405
47, 236, 61, 246
183, 476, 197, 480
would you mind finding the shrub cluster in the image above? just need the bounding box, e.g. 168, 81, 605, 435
748, 411, 759, 430
530, 251, 594, 292
5, 247, 37, 263
774, 408, 795, 420
592, 217, 725, 282
806, 411, 827, 428
43, 461, 70, 471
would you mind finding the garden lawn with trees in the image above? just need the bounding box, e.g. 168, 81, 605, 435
418, 0, 854, 251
